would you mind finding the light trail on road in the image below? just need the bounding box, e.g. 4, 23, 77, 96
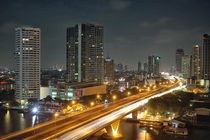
57, 85, 184, 140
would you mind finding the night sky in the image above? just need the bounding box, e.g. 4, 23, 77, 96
0, 0, 210, 71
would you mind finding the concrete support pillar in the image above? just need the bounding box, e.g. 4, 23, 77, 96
105, 120, 121, 138
132, 110, 138, 119
105, 125, 112, 135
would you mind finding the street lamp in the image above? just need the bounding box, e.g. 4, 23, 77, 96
90, 101, 95, 107
32, 107, 38, 114
54, 112, 59, 118
112, 95, 117, 101
127, 91, 131, 96
54, 112, 59, 131
96, 94, 100, 99
71, 100, 76, 105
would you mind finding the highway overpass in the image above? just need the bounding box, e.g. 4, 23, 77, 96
1, 82, 183, 140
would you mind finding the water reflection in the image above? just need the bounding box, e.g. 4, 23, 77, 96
0, 110, 50, 136
4, 111, 11, 133
32, 115, 37, 126
137, 129, 152, 140
20, 113, 25, 130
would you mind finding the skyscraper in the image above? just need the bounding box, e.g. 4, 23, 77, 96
15, 27, 41, 101
181, 55, 191, 79
192, 45, 201, 80
176, 49, 184, 73
148, 56, 154, 75
201, 34, 210, 80
148, 56, 160, 77
137, 61, 141, 73
154, 56, 161, 77
104, 57, 115, 82
143, 62, 148, 73
66, 24, 104, 83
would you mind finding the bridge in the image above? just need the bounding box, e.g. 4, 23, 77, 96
1, 82, 183, 140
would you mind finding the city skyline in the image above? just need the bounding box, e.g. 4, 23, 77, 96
1, 0, 210, 71
1, 1, 210, 139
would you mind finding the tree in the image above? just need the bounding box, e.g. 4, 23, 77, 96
44, 95, 53, 102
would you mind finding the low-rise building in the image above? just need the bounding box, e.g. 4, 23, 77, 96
0, 81, 14, 91
41, 82, 107, 100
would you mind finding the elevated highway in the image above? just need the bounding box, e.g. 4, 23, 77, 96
1, 82, 183, 140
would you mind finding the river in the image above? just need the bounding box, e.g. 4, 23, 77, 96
0, 110, 52, 136
0, 110, 210, 140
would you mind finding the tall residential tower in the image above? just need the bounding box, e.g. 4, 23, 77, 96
192, 45, 201, 80
201, 34, 210, 80
104, 57, 115, 83
66, 24, 104, 83
15, 27, 41, 101
181, 55, 191, 79
176, 49, 184, 74
148, 55, 160, 77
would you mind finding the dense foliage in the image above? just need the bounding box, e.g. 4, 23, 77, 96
0, 90, 15, 101
146, 91, 195, 115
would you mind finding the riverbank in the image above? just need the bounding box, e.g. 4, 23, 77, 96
89, 119, 210, 140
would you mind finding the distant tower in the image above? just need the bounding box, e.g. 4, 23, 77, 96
148, 55, 160, 77
200, 34, 210, 80
104, 57, 115, 82
148, 56, 154, 75
138, 61, 141, 73
66, 23, 104, 83
181, 55, 191, 79
15, 26, 41, 101
154, 56, 160, 77
192, 45, 201, 80
143, 63, 148, 73
176, 49, 184, 74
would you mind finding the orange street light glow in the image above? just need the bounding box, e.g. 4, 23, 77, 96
54, 112, 59, 118
112, 95, 117, 100
71, 100, 76, 105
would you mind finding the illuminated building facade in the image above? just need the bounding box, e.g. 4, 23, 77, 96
176, 49, 184, 73
201, 34, 210, 80
192, 45, 201, 80
66, 24, 104, 83
15, 27, 41, 101
148, 55, 160, 77
104, 57, 115, 82
181, 55, 191, 79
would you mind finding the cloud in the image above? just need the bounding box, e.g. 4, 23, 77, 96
139, 17, 171, 28
153, 27, 205, 45
109, 0, 131, 11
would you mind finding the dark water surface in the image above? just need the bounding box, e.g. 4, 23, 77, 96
0, 110, 51, 136
119, 121, 210, 140
90, 120, 210, 140
1, 110, 210, 140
